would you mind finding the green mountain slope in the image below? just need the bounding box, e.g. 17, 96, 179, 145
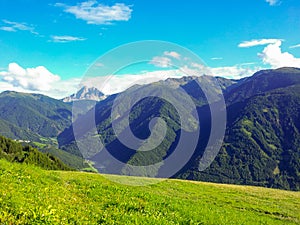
58, 75, 228, 154
58, 67, 300, 190
0, 91, 97, 171
36, 144, 94, 171
179, 84, 300, 190
225, 67, 300, 104
0, 118, 42, 141
0, 91, 72, 139
0, 135, 73, 171
0, 160, 299, 224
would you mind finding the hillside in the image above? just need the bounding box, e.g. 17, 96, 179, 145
0, 159, 299, 224
0, 118, 42, 141
0, 135, 73, 171
0, 91, 99, 171
225, 67, 300, 104
36, 144, 96, 171
58, 67, 300, 190
178, 84, 300, 190
0, 91, 72, 139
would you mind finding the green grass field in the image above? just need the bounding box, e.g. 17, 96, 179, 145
0, 159, 299, 225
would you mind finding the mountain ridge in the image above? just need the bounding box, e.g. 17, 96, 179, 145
0, 67, 300, 190
58, 67, 300, 190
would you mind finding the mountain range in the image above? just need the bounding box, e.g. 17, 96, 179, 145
0, 67, 300, 190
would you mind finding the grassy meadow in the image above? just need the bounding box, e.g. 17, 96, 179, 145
0, 159, 299, 224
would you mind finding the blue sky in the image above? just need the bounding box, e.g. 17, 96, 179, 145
0, 0, 300, 98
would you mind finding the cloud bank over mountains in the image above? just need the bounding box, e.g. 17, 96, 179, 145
0, 63, 79, 98
1, 37, 300, 98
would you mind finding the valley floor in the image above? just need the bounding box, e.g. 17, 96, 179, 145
0, 159, 299, 224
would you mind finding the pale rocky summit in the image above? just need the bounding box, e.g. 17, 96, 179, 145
62, 86, 106, 102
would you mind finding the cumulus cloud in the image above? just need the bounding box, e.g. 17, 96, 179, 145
265, 0, 280, 6
238, 39, 282, 48
239, 38, 300, 68
0, 63, 81, 99
259, 40, 300, 68
51, 35, 86, 43
56, 1, 133, 25
0, 20, 38, 35
0, 63, 60, 92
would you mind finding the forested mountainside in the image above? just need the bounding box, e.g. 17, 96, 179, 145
58, 67, 300, 190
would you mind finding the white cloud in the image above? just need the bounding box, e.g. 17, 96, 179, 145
0, 26, 16, 32
239, 38, 300, 69
289, 44, 300, 49
0, 20, 38, 35
89, 53, 264, 94
239, 62, 257, 66
149, 51, 181, 68
164, 51, 181, 59
211, 57, 223, 60
190, 62, 206, 70
238, 39, 282, 48
210, 66, 261, 79
259, 40, 300, 68
0, 61, 262, 98
190, 62, 259, 79
51, 35, 86, 43
46, 78, 81, 99
0, 63, 60, 92
265, 0, 280, 6
80, 62, 262, 95
81, 70, 182, 95
149, 56, 172, 68
56, 1, 133, 25
0, 63, 81, 99
0, 78, 80, 99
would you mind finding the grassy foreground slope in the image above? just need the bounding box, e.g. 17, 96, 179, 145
0, 160, 299, 225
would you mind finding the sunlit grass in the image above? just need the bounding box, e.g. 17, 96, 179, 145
0, 159, 299, 224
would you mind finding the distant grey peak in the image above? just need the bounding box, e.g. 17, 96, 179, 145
62, 86, 106, 102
